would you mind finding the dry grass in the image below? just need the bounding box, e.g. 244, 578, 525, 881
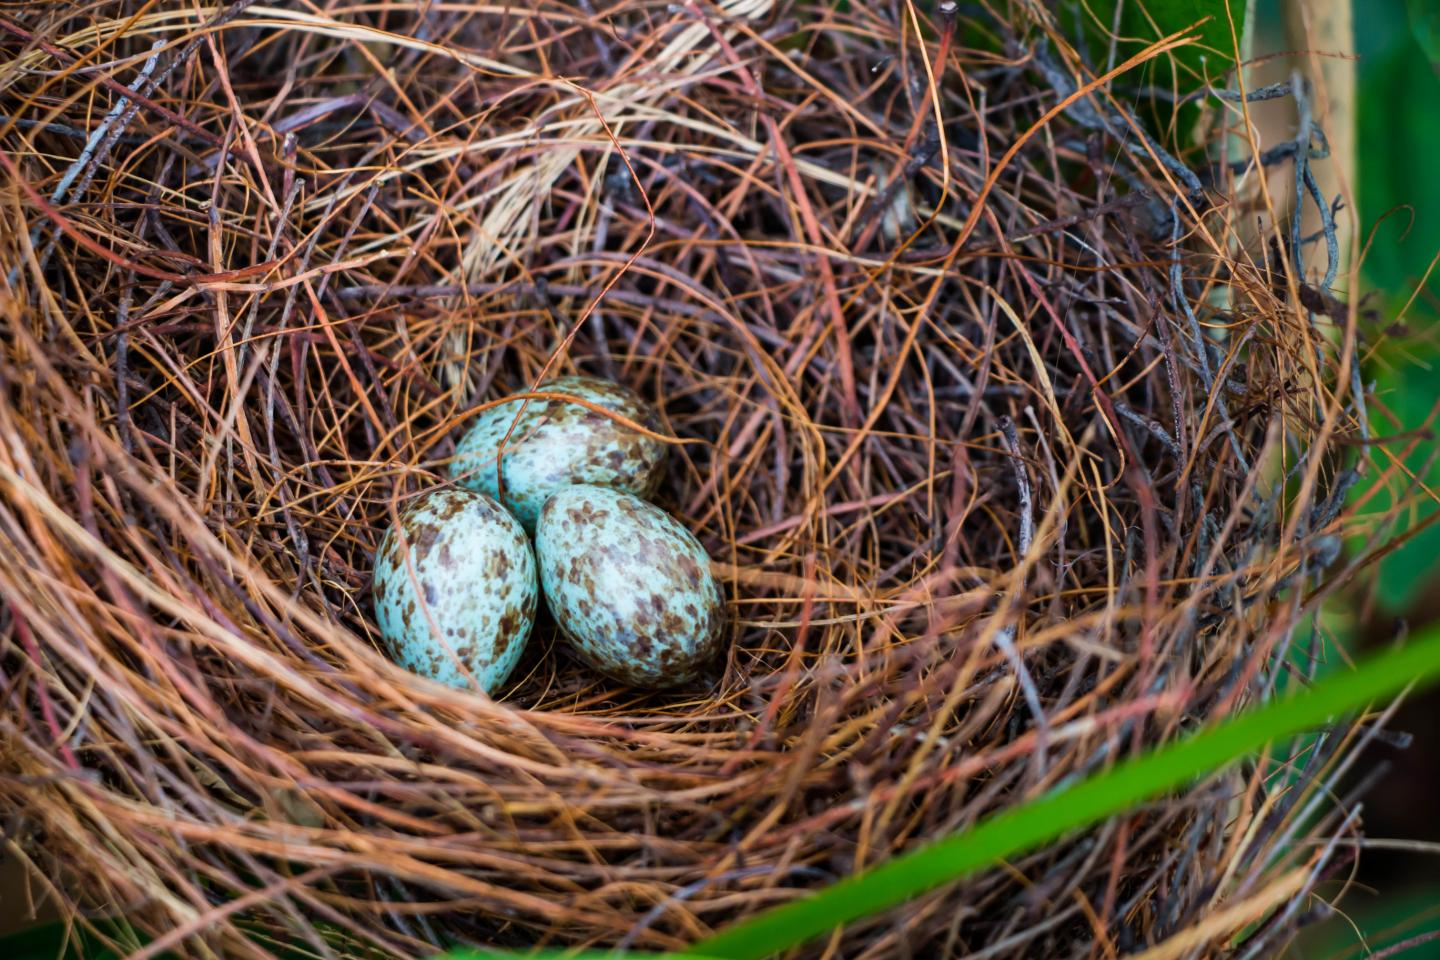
0, 1, 1379, 957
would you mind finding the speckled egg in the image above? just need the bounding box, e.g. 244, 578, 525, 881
372, 488, 537, 692
450, 375, 666, 532
535, 485, 725, 688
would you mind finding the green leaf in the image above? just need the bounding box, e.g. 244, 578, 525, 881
1078, 0, 1250, 91
1352, 0, 1440, 612
1063, 0, 1249, 149
1357, 349, 1440, 612
1358, 0, 1440, 304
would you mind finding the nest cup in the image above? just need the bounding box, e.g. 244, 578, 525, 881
0, 2, 1370, 957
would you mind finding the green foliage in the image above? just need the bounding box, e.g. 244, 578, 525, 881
1408, 0, 1440, 67
1358, 0, 1440, 305
1077, 0, 1249, 88
1068, 0, 1249, 146
1352, 0, 1440, 612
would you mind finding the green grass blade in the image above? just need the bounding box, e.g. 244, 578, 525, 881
693, 625, 1440, 960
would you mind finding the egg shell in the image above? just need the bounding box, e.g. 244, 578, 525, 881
372, 488, 537, 692
451, 375, 666, 532
535, 485, 724, 688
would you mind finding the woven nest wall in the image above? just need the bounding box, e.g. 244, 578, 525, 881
0, 2, 1369, 957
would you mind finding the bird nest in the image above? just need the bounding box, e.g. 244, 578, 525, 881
0, 2, 1372, 957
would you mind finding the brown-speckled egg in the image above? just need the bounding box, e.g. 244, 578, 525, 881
372, 488, 536, 692
535, 485, 724, 688
450, 375, 666, 532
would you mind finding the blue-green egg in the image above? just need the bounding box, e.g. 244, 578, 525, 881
535, 485, 724, 688
372, 488, 537, 691
451, 376, 665, 532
